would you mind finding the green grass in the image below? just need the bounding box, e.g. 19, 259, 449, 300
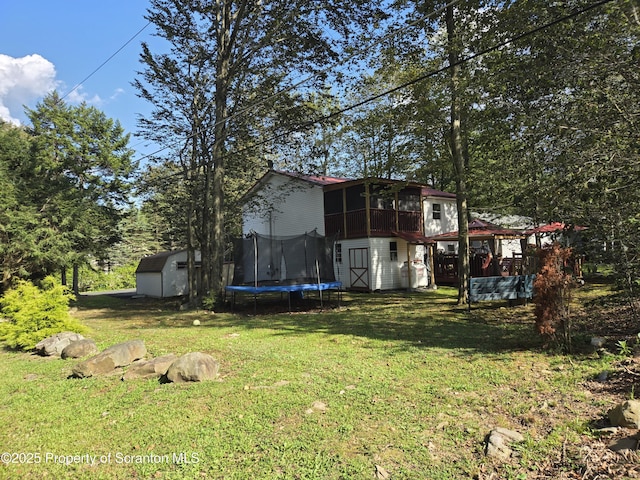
0, 286, 620, 479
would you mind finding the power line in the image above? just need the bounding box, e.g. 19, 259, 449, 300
222, 0, 618, 159
132, 0, 464, 164
135, 0, 615, 175
59, 21, 151, 103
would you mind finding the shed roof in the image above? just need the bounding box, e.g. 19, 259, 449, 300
136, 251, 183, 273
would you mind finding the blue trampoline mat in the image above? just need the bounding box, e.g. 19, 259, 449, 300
225, 281, 342, 295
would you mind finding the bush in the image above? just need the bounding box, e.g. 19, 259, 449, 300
0, 276, 86, 350
533, 243, 577, 350
76, 262, 137, 292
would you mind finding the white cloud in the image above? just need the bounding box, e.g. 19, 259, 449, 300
0, 53, 57, 125
64, 85, 103, 106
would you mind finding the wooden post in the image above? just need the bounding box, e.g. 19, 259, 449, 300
428, 243, 437, 289
406, 244, 412, 292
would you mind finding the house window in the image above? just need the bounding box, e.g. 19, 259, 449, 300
398, 190, 420, 212
390, 241, 398, 261
335, 243, 342, 264
369, 184, 394, 210
433, 203, 442, 220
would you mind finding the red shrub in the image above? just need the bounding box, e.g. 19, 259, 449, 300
533, 243, 577, 341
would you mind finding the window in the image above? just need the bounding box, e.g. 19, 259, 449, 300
369, 184, 394, 210
390, 241, 398, 261
432, 203, 442, 220
323, 189, 343, 215
177, 261, 202, 269
398, 191, 420, 211
335, 243, 342, 264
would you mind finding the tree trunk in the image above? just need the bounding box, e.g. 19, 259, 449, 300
72, 264, 79, 295
209, 1, 232, 303
186, 175, 198, 306
446, 4, 470, 305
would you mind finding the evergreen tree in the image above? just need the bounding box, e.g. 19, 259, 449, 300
0, 94, 136, 291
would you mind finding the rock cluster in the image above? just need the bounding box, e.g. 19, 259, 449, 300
34, 333, 219, 384
35, 332, 85, 356
71, 340, 147, 378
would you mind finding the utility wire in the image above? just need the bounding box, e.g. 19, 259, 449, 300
132, 0, 463, 164
59, 21, 151, 103
135, 0, 615, 172
228, 0, 617, 158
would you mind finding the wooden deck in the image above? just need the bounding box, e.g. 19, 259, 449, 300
324, 209, 422, 239
434, 253, 537, 286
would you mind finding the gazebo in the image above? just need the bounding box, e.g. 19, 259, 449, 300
427, 219, 528, 285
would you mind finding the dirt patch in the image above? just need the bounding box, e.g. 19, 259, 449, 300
521, 295, 639, 479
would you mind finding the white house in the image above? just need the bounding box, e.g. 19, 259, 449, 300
240, 170, 458, 291
135, 250, 201, 298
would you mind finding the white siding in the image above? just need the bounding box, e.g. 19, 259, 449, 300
423, 198, 458, 237
162, 251, 190, 297
136, 272, 162, 297
369, 238, 401, 291
334, 238, 370, 289
337, 238, 428, 291
243, 175, 325, 237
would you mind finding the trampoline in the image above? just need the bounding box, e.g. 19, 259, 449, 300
225, 231, 342, 312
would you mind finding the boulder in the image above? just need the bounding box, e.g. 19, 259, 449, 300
35, 332, 84, 356
485, 428, 525, 460
61, 339, 98, 359
608, 400, 640, 429
71, 340, 146, 378
122, 355, 178, 381
164, 352, 219, 383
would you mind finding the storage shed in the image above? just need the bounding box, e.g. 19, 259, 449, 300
135, 250, 201, 298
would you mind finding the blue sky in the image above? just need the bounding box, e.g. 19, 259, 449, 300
0, 1, 159, 161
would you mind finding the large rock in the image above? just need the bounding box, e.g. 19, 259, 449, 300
122, 355, 178, 381
61, 339, 98, 359
71, 340, 146, 378
608, 400, 640, 428
164, 352, 219, 383
35, 332, 85, 356
485, 428, 525, 460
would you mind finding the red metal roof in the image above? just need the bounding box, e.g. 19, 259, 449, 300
428, 218, 526, 242
524, 222, 587, 235
392, 231, 434, 244
273, 170, 351, 186
421, 186, 456, 199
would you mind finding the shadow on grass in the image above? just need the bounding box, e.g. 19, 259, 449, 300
74, 288, 543, 355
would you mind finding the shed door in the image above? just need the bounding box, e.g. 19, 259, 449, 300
349, 248, 370, 290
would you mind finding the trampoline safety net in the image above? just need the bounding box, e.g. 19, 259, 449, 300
231, 231, 337, 286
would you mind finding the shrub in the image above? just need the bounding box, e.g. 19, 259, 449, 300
0, 276, 86, 350
533, 243, 577, 350
76, 262, 137, 292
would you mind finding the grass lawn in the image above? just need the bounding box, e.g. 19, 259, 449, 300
0, 282, 636, 479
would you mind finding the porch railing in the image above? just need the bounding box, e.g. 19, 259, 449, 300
324, 209, 422, 239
